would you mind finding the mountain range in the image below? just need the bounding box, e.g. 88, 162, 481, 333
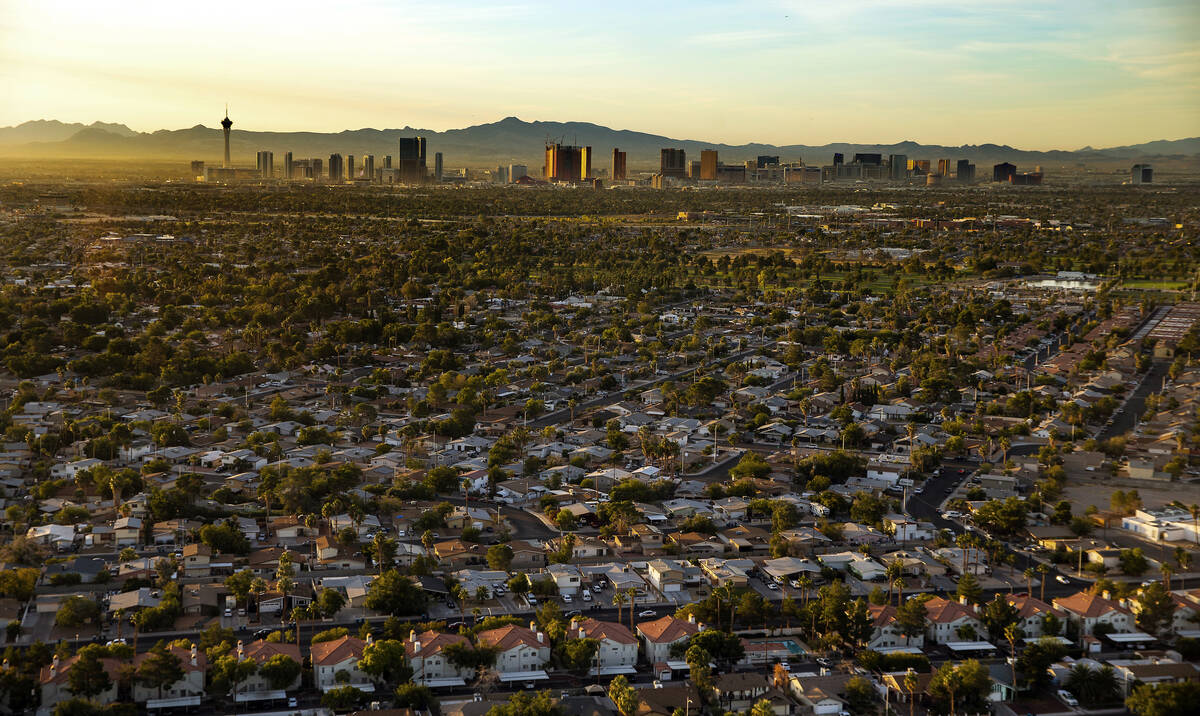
1, 117, 1197, 169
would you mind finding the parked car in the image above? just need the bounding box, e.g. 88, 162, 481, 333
638, 610, 657, 618
562, 593, 573, 603
766, 582, 779, 590
1057, 690, 1079, 707
582, 591, 592, 601
1056, 575, 1070, 584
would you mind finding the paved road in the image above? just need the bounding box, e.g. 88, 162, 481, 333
1097, 360, 1168, 440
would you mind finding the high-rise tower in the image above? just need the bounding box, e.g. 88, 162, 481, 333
221, 107, 233, 168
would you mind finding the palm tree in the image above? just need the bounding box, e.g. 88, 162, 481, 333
894, 576, 905, 608
798, 575, 813, 608
1004, 624, 1020, 700
886, 560, 903, 605
612, 591, 626, 629
626, 588, 638, 634
1037, 564, 1051, 602
904, 668, 919, 716
1024, 567, 1035, 596
1162, 564, 1173, 591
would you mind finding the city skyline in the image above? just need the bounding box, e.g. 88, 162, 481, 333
2, 1, 1197, 151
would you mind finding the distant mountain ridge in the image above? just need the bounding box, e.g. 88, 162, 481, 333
0, 116, 1196, 169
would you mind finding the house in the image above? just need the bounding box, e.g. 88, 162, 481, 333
1053, 591, 1134, 636
180, 544, 212, 577
571, 618, 638, 674
114, 516, 142, 547
311, 635, 371, 692
238, 640, 303, 694
788, 673, 853, 716
637, 614, 701, 665
713, 672, 770, 712
867, 604, 924, 650
923, 597, 985, 643
40, 653, 121, 712
405, 630, 474, 686
646, 559, 687, 594
1005, 594, 1066, 638
477, 623, 551, 677
131, 644, 207, 705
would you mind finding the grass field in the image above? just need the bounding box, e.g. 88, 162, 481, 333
1121, 279, 1190, 290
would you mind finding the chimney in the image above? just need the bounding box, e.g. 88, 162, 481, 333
537, 631, 545, 644
50, 655, 58, 676
366, 633, 373, 645
530, 621, 538, 632
1102, 591, 1111, 601
697, 622, 706, 632
687, 613, 695, 624
410, 630, 417, 643
237, 640, 244, 659
190, 643, 197, 666
959, 595, 969, 606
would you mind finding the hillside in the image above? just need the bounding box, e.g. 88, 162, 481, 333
0, 117, 1195, 170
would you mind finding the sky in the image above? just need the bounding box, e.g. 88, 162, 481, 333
1, 0, 1197, 150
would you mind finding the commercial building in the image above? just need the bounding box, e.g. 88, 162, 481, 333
435, 152, 443, 182
756, 155, 779, 168
660, 148, 687, 178
957, 159, 975, 183
362, 155, 374, 181
700, 150, 718, 180
190, 161, 205, 180
544, 144, 589, 182
397, 137, 428, 183
908, 159, 930, 175
347, 155, 355, 181
255, 151, 274, 178
993, 162, 1017, 183
888, 154, 907, 181
328, 154, 344, 183
1131, 164, 1153, 184
611, 149, 627, 181
509, 164, 528, 183
936, 159, 951, 177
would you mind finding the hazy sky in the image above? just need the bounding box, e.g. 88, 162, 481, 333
2, 0, 1197, 149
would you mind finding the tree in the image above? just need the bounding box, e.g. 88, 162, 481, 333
1066, 664, 1120, 707
484, 690, 565, 716
364, 569, 428, 616
955, 573, 983, 606
486, 544, 514, 571
1120, 548, 1150, 576
316, 588, 347, 619
929, 659, 990, 716
136, 642, 184, 700
357, 639, 413, 687
257, 654, 301, 690
56, 596, 101, 629
971, 496, 1027, 535
322, 685, 369, 711
394, 683, 438, 712
750, 699, 776, 716
608, 675, 639, 716
1016, 637, 1067, 691
209, 654, 257, 698
1127, 681, 1200, 716
557, 638, 599, 674
67, 646, 112, 700
980, 596, 1020, 642
224, 570, 255, 608
844, 676, 877, 712
1135, 582, 1176, 638
896, 595, 929, 646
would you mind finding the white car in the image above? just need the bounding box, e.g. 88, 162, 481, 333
562, 594, 573, 603
639, 610, 657, 618
1056, 575, 1070, 584
582, 591, 592, 601
1057, 690, 1079, 707
766, 582, 780, 590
